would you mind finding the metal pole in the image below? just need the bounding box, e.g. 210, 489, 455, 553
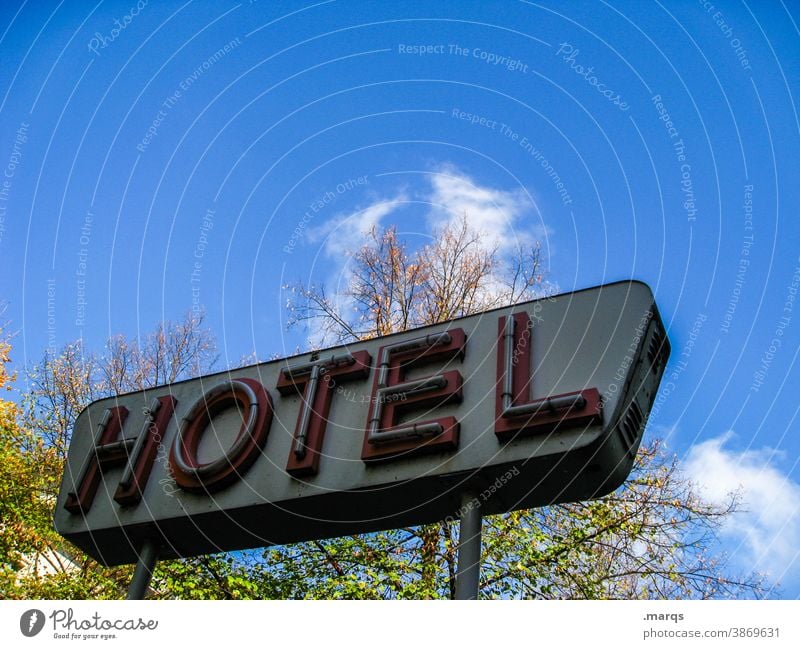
126, 539, 159, 600
454, 492, 482, 600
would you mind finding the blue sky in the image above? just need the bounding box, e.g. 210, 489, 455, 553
1, 0, 798, 596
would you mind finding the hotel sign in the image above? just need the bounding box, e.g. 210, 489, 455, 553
55, 281, 669, 565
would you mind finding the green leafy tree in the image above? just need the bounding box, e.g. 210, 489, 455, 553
1, 322, 129, 598
4, 218, 768, 599
5, 310, 289, 599
2, 312, 239, 599
278, 217, 767, 599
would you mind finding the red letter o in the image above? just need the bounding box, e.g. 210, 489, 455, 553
170, 378, 272, 492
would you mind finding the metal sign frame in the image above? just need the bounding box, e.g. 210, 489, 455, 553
54, 280, 670, 598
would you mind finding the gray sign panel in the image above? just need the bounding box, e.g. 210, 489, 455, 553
54, 280, 669, 565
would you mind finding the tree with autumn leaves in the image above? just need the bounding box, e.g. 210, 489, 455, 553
0, 218, 768, 598
1, 314, 274, 599
275, 218, 766, 599
0, 319, 87, 597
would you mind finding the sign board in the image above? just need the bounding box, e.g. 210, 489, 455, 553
54, 280, 670, 566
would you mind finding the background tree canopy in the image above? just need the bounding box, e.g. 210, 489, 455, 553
0, 220, 769, 598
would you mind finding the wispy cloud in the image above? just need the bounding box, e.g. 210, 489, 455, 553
300, 166, 549, 346
307, 164, 547, 260
307, 193, 408, 258
682, 432, 800, 587
426, 164, 548, 254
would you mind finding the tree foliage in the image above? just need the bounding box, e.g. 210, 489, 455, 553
288, 217, 543, 343
1, 217, 769, 599
23, 315, 217, 463
1, 312, 218, 599
280, 216, 767, 599
1, 320, 112, 598
256, 441, 761, 599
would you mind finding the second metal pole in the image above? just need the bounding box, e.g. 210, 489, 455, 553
454, 492, 482, 600
126, 539, 159, 600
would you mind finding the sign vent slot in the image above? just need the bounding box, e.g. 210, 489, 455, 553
620, 400, 644, 458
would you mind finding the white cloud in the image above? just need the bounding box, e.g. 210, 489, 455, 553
682, 432, 800, 586
307, 194, 407, 258
300, 166, 551, 345
307, 165, 548, 262
426, 165, 549, 255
